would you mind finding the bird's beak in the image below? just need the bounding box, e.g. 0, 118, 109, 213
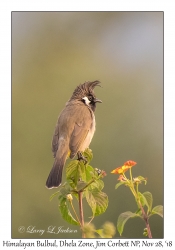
94, 98, 102, 103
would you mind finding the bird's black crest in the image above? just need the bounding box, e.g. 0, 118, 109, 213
70, 80, 101, 100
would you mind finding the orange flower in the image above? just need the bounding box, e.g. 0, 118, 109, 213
111, 160, 137, 175
111, 165, 130, 174
124, 160, 137, 167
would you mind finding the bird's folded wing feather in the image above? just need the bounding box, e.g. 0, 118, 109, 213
69, 105, 92, 158
52, 121, 59, 157
52, 103, 92, 159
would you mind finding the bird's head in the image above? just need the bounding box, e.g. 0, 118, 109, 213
70, 80, 102, 111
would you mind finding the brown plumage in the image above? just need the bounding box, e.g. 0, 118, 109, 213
46, 80, 102, 188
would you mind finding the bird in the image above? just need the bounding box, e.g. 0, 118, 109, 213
46, 80, 102, 188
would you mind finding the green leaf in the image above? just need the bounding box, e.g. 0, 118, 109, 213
89, 179, 104, 191
94, 191, 108, 216
138, 192, 153, 213
85, 189, 96, 215
117, 211, 141, 236
152, 205, 163, 218
138, 192, 147, 206
85, 189, 108, 216
142, 192, 153, 212
83, 148, 93, 163
115, 181, 126, 190
58, 195, 79, 225
85, 165, 95, 182
66, 160, 79, 186
66, 160, 86, 186
78, 161, 87, 181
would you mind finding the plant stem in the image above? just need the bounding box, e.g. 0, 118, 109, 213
79, 178, 95, 192
88, 216, 94, 224
70, 200, 81, 225
127, 168, 152, 238
139, 201, 152, 238
78, 191, 85, 238
129, 167, 133, 182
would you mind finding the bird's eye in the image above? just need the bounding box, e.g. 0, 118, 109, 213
88, 96, 93, 102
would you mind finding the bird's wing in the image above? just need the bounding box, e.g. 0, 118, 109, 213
52, 121, 59, 158
69, 104, 92, 158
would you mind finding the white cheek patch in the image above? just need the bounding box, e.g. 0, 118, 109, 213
82, 96, 91, 106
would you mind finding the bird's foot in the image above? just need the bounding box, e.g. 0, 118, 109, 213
77, 152, 87, 164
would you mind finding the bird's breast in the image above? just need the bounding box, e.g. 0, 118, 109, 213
79, 112, 96, 152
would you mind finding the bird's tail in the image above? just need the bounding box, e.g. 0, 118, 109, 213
46, 153, 67, 189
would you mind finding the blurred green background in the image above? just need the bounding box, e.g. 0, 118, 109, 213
12, 12, 163, 239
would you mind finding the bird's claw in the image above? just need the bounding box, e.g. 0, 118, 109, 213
77, 152, 88, 164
